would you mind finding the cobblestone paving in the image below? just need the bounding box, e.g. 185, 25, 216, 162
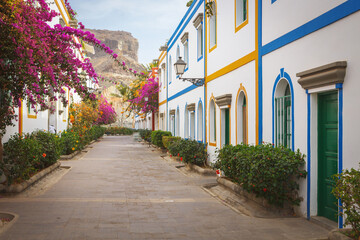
0, 136, 329, 240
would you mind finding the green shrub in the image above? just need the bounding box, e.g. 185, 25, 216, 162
60, 129, 81, 155
162, 136, 181, 149
32, 130, 60, 168
332, 165, 360, 238
139, 129, 152, 142
214, 143, 307, 207
168, 139, 206, 166
105, 127, 133, 135
151, 130, 172, 148
1, 133, 41, 184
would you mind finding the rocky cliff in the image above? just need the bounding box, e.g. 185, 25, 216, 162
85, 29, 144, 89
85, 29, 143, 127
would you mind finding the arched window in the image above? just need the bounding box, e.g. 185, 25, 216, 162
237, 91, 247, 144
198, 102, 203, 142
184, 107, 189, 138
176, 45, 180, 60
168, 56, 172, 84
274, 80, 292, 148
176, 108, 180, 136
209, 1, 217, 50
209, 99, 216, 143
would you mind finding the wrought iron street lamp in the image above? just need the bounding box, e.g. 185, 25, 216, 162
174, 57, 204, 86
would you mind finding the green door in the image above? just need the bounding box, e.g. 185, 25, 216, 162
225, 109, 230, 145
318, 91, 338, 222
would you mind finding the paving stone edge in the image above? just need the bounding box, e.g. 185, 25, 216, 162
0, 161, 61, 193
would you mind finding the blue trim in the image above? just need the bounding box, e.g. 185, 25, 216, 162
168, 0, 198, 47
262, 0, 360, 56
336, 83, 343, 89
258, 0, 263, 145
176, 45, 180, 62
338, 88, 343, 228
184, 68, 189, 72
306, 91, 311, 220
168, 0, 204, 51
184, 39, 189, 70
271, 0, 277, 3
271, 68, 295, 151
197, 55, 203, 62
168, 84, 199, 102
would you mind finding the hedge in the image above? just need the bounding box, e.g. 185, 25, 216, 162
214, 143, 307, 207
151, 130, 172, 148
162, 136, 181, 149
168, 139, 207, 166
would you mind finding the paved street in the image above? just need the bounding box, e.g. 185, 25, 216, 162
0, 136, 329, 240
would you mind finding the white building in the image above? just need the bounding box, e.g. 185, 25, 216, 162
157, 0, 360, 227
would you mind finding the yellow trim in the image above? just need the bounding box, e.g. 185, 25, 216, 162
207, 0, 217, 53
234, 0, 249, 33
159, 51, 166, 64
27, 114, 37, 119
255, 0, 259, 144
159, 99, 167, 106
206, 51, 255, 83
208, 94, 217, 146
235, 84, 248, 145
54, 0, 68, 26
19, 100, 23, 135
60, 0, 71, 20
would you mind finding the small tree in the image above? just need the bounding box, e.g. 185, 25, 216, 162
332, 165, 360, 238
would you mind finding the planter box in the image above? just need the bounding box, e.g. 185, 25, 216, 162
217, 177, 294, 216
0, 162, 61, 193
186, 163, 216, 176
60, 150, 80, 160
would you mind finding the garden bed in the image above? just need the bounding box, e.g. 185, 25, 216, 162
0, 212, 18, 235
0, 161, 61, 193
217, 177, 294, 216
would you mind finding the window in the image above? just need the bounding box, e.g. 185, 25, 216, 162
170, 114, 175, 136
176, 108, 180, 136
274, 81, 292, 148
184, 108, 189, 138
198, 102, 203, 142
184, 40, 189, 70
176, 46, 180, 61
235, 0, 247, 29
27, 101, 37, 119
236, 91, 247, 144
209, 99, 216, 143
190, 111, 195, 140
197, 24, 203, 59
209, 1, 217, 50
168, 56, 172, 84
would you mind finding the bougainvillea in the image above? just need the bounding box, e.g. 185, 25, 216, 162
96, 96, 117, 125
129, 77, 159, 114
0, 0, 143, 137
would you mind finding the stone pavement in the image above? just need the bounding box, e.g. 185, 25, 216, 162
0, 136, 330, 240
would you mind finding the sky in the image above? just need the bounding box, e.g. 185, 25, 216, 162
70, 0, 189, 65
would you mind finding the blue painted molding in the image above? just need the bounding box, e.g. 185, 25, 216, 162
306, 90, 311, 220
168, 0, 204, 51
262, 0, 360, 56
271, 68, 295, 151
168, 84, 199, 102
257, 0, 263, 145
168, 0, 198, 47
197, 98, 203, 141
271, 0, 277, 4
197, 55, 203, 62
338, 88, 343, 228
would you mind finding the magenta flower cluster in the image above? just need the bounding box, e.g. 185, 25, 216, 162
96, 96, 117, 125
129, 78, 159, 114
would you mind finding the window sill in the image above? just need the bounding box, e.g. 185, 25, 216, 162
235, 19, 248, 33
